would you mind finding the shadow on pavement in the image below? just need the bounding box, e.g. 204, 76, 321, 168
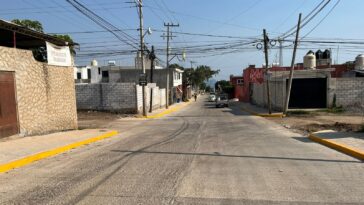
292, 137, 314, 143
110, 150, 361, 164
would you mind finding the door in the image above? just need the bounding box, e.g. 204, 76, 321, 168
0, 72, 19, 138
288, 78, 327, 109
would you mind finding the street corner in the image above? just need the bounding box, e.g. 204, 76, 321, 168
309, 130, 364, 161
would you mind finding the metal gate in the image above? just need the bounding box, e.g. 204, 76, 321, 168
0, 72, 19, 138
288, 78, 327, 109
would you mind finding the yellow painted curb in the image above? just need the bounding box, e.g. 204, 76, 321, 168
309, 133, 364, 160
145, 102, 191, 119
0, 130, 119, 173
241, 106, 285, 118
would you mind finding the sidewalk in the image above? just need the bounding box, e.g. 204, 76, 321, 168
0, 129, 119, 172
232, 102, 285, 117
310, 130, 364, 160
144, 100, 191, 119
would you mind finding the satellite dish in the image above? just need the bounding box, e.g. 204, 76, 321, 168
147, 27, 152, 35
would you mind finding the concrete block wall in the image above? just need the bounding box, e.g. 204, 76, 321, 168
0, 46, 78, 136
77, 83, 166, 114
76, 84, 101, 109
136, 84, 165, 113
76, 83, 137, 113
251, 81, 285, 111
330, 78, 364, 108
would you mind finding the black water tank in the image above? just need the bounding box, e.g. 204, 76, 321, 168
323, 49, 331, 59
307, 50, 315, 55
315, 50, 323, 59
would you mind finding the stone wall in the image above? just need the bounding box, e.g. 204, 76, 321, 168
0, 46, 78, 136
76, 83, 165, 114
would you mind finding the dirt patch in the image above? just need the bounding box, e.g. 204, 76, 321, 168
77, 111, 140, 129
269, 111, 364, 135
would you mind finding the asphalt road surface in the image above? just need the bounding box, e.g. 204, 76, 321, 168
0, 96, 363, 204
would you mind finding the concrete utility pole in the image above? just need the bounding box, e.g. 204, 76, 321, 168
137, 0, 147, 116
163, 22, 179, 109
263, 29, 272, 114
149, 46, 156, 113
284, 13, 302, 114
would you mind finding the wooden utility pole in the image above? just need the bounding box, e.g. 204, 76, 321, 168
284, 13, 302, 114
263, 29, 272, 114
163, 22, 179, 109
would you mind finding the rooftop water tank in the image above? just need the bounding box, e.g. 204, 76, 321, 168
307, 50, 315, 55
304, 53, 316, 69
323, 49, 331, 59
355, 54, 364, 70
91, 59, 98, 66
315, 49, 323, 59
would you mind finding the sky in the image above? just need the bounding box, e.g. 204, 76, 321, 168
1, 0, 363, 80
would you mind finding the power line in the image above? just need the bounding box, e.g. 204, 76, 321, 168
301, 0, 341, 39
66, 0, 140, 50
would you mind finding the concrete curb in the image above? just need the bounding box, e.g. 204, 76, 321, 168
240, 106, 285, 118
0, 130, 119, 173
145, 102, 191, 119
309, 133, 364, 161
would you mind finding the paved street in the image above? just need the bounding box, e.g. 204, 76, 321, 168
0, 96, 363, 205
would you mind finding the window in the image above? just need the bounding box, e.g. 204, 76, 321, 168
87, 69, 91, 79
102, 71, 109, 78
98, 67, 101, 75
237, 79, 243, 85
77, 73, 81, 80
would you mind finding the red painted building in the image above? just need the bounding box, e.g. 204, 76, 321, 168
239, 63, 354, 103
229, 75, 244, 101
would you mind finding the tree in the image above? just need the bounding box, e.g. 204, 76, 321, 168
190, 65, 219, 90
11, 19, 43, 32
11, 19, 76, 59
215, 80, 234, 98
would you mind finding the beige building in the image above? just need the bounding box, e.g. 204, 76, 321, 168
0, 20, 77, 138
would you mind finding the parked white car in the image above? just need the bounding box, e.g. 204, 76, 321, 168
208, 95, 216, 102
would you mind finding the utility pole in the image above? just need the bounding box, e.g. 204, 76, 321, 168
263, 29, 272, 114
278, 37, 283, 66
284, 13, 302, 114
136, 0, 147, 116
162, 22, 179, 109
149, 46, 156, 113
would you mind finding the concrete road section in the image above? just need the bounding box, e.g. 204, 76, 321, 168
0, 96, 363, 204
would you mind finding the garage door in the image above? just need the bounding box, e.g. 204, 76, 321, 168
288, 78, 327, 109
0, 72, 19, 138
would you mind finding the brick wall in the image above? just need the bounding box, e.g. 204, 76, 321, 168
0, 46, 78, 136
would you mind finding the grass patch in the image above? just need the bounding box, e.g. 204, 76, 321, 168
324, 106, 344, 113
